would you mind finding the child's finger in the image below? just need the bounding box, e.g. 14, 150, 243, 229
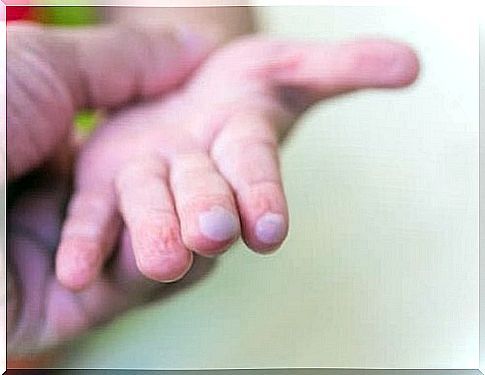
115, 158, 193, 282
211, 112, 288, 253
268, 39, 419, 103
169, 152, 241, 257
56, 189, 120, 291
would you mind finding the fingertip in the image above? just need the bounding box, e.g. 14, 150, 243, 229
56, 272, 90, 292
392, 44, 420, 87
244, 211, 288, 254
184, 236, 235, 258
136, 248, 193, 283
231, 180, 288, 255
365, 40, 420, 88
255, 212, 287, 245
198, 206, 240, 242
183, 206, 240, 257
170, 152, 242, 258
56, 240, 101, 291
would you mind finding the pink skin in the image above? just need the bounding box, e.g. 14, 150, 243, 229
54, 36, 419, 290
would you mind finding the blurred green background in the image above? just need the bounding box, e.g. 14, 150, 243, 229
33, 5, 99, 25
31, 5, 478, 370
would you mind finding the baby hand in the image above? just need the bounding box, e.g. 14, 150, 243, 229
56, 36, 419, 290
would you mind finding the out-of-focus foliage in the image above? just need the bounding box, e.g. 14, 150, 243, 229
32, 5, 99, 26
74, 110, 101, 135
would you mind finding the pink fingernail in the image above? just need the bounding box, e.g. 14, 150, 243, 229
255, 213, 286, 245
198, 206, 239, 242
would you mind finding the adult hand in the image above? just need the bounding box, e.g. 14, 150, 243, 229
6, 21, 214, 181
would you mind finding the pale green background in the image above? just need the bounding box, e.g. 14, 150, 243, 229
56, 6, 479, 369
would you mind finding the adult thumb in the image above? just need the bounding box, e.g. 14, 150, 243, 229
6, 22, 214, 180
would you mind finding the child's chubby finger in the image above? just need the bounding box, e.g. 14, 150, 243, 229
169, 152, 241, 257
56, 189, 121, 291
211, 112, 288, 253
114, 157, 193, 283
266, 38, 419, 97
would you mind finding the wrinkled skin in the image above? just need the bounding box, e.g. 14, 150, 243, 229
55, 36, 419, 290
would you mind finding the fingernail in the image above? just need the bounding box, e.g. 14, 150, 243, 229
255, 213, 286, 245
198, 206, 239, 242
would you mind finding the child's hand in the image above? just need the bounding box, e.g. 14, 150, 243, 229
56, 36, 419, 290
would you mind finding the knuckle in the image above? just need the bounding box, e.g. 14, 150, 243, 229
157, 224, 183, 251
135, 217, 182, 252
115, 158, 167, 191
241, 181, 285, 212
